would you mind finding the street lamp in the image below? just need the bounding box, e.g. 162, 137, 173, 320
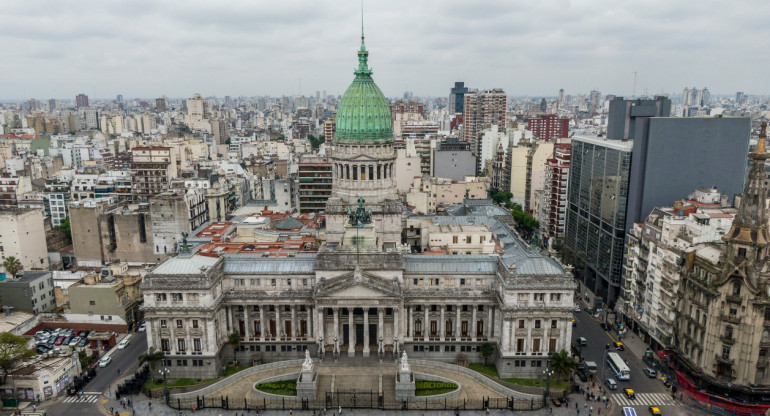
333, 336, 339, 361
543, 368, 554, 401
159, 367, 170, 404
318, 337, 324, 360
378, 336, 384, 361
599, 347, 617, 383
393, 336, 399, 359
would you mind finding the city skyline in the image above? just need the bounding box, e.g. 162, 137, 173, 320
1, 0, 769, 100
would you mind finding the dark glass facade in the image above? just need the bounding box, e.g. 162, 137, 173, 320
566, 137, 632, 302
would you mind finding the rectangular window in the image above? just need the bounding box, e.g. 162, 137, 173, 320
89, 300, 95, 305
193, 338, 201, 352
176, 319, 183, 328
156, 293, 167, 302
516, 338, 524, 352
160, 319, 167, 328
551, 319, 557, 329
535, 320, 541, 329
161, 339, 170, 352
172, 293, 183, 302
533, 338, 541, 352
192, 320, 199, 329
177, 339, 186, 352
518, 320, 525, 329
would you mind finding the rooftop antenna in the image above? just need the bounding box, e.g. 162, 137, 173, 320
361, 0, 364, 42
632, 71, 638, 99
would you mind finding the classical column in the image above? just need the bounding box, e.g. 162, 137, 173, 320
276, 305, 282, 338
424, 306, 429, 340
363, 308, 370, 357
408, 306, 414, 338
471, 306, 477, 341
226, 306, 233, 333
244, 306, 251, 340
291, 305, 297, 339
487, 307, 493, 338
333, 308, 339, 339
348, 308, 355, 357
455, 306, 461, 339
309, 306, 315, 339
440, 305, 446, 341
259, 307, 266, 341
502, 318, 511, 351
393, 307, 399, 343
378, 308, 384, 340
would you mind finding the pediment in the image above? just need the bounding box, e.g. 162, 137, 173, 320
316, 269, 401, 298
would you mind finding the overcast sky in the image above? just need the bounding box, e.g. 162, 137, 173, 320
2, 0, 768, 101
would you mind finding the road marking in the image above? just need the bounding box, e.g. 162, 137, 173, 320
62, 395, 99, 403
612, 392, 681, 407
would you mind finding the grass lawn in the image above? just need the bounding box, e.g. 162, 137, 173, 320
145, 365, 249, 391
468, 363, 571, 391
416, 388, 457, 396
223, 365, 249, 377
255, 380, 297, 396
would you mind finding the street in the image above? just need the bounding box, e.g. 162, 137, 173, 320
41, 331, 147, 416
571, 309, 693, 415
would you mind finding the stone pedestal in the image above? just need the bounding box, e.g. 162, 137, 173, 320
395, 369, 415, 400
297, 368, 317, 398
297, 351, 317, 398
342, 222, 378, 247
395, 351, 415, 400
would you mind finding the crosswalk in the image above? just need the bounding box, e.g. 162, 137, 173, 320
612, 392, 680, 407
62, 394, 100, 404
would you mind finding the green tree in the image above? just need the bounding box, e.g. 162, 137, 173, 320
228, 332, 241, 365
548, 350, 577, 381
138, 347, 166, 371
0, 332, 33, 384
308, 134, 326, 150
480, 342, 495, 365
2, 257, 21, 278
57, 217, 72, 239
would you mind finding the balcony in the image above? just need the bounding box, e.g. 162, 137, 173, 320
719, 335, 735, 345
758, 358, 768, 368
726, 294, 742, 304
720, 314, 740, 324
715, 354, 734, 365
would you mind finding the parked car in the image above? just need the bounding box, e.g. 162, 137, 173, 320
117, 339, 130, 349
644, 367, 657, 378
624, 388, 636, 399
605, 378, 618, 390
78, 337, 89, 347
35, 345, 51, 354
577, 337, 587, 346
78, 330, 88, 337
62, 336, 72, 345
138, 323, 146, 332
54, 336, 65, 346
68, 337, 80, 346
574, 305, 581, 312
98, 356, 112, 367
584, 306, 594, 314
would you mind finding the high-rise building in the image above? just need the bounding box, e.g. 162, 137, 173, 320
682, 87, 711, 107
75, 93, 89, 109
298, 155, 333, 213
463, 89, 506, 172
540, 141, 571, 240
528, 114, 569, 140
130, 146, 178, 200
567, 97, 750, 303
558, 89, 565, 107
156, 98, 167, 113
116, 94, 123, 103
448, 81, 468, 115
589, 90, 601, 108
736, 91, 745, 103
48, 99, 57, 111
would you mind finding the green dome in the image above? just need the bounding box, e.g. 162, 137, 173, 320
335, 38, 393, 143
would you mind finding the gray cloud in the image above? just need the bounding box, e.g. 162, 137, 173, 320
0, 0, 767, 100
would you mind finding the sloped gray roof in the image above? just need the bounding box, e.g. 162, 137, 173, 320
222, 253, 316, 274
275, 217, 304, 230
152, 255, 219, 275
403, 255, 497, 274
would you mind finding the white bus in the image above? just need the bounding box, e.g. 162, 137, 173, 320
607, 351, 631, 380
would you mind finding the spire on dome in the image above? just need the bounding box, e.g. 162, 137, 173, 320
756, 122, 767, 154
355, 0, 372, 77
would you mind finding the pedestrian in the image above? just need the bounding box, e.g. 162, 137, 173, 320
339, 406, 342, 415
323, 408, 327, 416
149, 402, 152, 410
598, 407, 601, 415
584, 403, 587, 409
577, 410, 580, 416
486, 408, 489, 415
575, 403, 578, 409
32, 405, 36, 412
110, 407, 114, 414
289, 410, 293, 415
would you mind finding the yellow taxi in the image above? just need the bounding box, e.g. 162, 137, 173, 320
648, 406, 661, 415
572, 318, 577, 327
624, 388, 636, 399
614, 341, 624, 351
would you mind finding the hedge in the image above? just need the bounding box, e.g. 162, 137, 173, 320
415, 381, 457, 391
256, 381, 297, 391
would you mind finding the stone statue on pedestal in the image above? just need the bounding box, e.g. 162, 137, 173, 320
400, 351, 410, 372
302, 349, 313, 371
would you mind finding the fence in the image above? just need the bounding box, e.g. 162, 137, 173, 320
680, 388, 769, 416
167, 394, 544, 412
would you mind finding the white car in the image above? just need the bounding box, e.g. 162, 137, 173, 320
117, 339, 130, 349
98, 356, 112, 367
138, 324, 146, 332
